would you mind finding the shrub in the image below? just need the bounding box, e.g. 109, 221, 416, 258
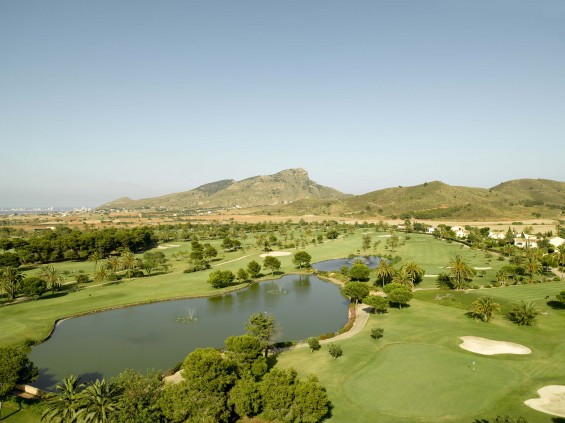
371, 328, 384, 340
328, 343, 343, 360
307, 337, 320, 352
507, 301, 540, 326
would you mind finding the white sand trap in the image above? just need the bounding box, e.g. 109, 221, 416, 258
474, 267, 492, 270
259, 251, 292, 257
378, 235, 391, 238
164, 371, 183, 384
525, 385, 565, 417
459, 336, 532, 355
157, 244, 181, 249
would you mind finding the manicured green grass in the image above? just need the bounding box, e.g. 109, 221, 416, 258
276, 296, 565, 422
2, 229, 564, 422
0, 401, 41, 423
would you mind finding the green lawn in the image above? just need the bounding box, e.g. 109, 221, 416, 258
277, 285, 565, 422
3, 229, 564, 422
0, 401, 41, 423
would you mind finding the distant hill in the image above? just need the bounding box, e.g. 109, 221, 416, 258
263, 179, 565, 220
99, 173, 565, 220
98, 168, 349, 210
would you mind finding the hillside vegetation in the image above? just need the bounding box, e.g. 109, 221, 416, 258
98, 168, 347, 210
99, 169, 565, 220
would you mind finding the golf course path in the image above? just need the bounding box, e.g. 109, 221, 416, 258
213, 253, 255, 267
291, 303, 371, 350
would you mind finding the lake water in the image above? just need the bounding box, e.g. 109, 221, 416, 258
30, 274, 348, 390
312, 256, 382, 272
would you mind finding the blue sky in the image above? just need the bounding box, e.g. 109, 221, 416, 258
1, 1, 564, 207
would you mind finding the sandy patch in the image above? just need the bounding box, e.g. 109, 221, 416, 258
459, 336, 532, 355
157, 244, 181, 249
474, 267, 492, 270
259, 251, 292, 257
378, 235, 391, 238
164, 371, 183, 384
525, 386, 565, 417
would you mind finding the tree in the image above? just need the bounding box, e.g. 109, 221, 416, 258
0, 266, 23, 300
507, 301, 540, 326
41, 375, 85, 423
555, 245, 565, 279
112, 369, 163, 423
470, 296, 501, 322
328, 344, 343, 359
363, 295, 388, 313
374, 260, 395, 288
203, 244, 218, 260
307, 337, 320, 352
207, 270, 235, 288
224, 334, 266, 376
341, 282, 370, 303
523, 256, 542, 283
386, 234, 400, 252
0, 252, 20, 268
291, 374, 330, 423
0, 347, 38, 416
80, 379, 122, 423
349, 262, 370, 281
258, 368, 329, 423
183, 348, 237, 391
39, 264, 64, 295
371, 328, 384, 340
245, 313, 276, 357
263, 256, 281, 275
292, 251, 312, 269
362, 234, 371, 252
392, 268, 414, 288
446, 255, 476, 290
94, 266, 112, 283
387, 287, 413, 309
556, 290, 565, 305
75, 274, 89, 285
247, 260, 262, 278
228, 375, 261, 418
402, 261, 425, 285
120, 251, 139, 278
20, 276, 47, 298
236, 268, 249, 282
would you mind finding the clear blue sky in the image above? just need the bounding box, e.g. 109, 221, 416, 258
1, 0, 564, 208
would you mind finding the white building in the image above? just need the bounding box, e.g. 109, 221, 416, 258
549, 237, 565, 248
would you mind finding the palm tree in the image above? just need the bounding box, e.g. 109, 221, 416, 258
41, 375, 85, 423
106, 257, 122, 273
402, 261, 425, 286
523, 256, 542, 283
94, 265, 111, 283
470, 296, 501, 322
555, 245, 565, 280
392, 268, 414, 288
39, 265, 64, 295
507, 301, 540, 326
374, 260, 395, 288
88, 252, 102, 272
120, 251, 139, 278
447, 255, 476, 290
80, 379, 121, 423
0, 266, 23, 300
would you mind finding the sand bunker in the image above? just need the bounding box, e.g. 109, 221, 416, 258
525, 385, 565, 417
459, 336, 532, 355
259, 251, 292, 257
157, 244, 181, 249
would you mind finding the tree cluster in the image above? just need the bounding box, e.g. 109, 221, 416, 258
0, 226, 157, 265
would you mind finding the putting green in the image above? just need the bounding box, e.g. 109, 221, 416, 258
343, 343, 520, 420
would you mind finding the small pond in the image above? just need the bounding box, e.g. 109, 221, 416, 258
30, 274, 348, 390
312, 256, 382, 272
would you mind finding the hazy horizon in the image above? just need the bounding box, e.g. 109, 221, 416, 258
2, 1, 564, 208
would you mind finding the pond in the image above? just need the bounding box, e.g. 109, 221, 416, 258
312, 256, 382, 272
30, 274, 348, 390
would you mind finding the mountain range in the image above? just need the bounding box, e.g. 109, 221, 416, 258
98, 169, 565, 220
